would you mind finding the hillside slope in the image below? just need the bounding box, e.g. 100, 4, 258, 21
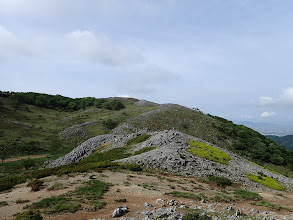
267, 135, 293, 151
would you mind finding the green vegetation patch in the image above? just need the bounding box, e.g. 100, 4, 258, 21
183, 212, 212, 220
134, 146, 156, 155
252, 200, 291, 211
82, 147, 132, 163
207, 176, 232, 187
0, 175, 26, 192
245, 172, 285, 191
15, 210, 43, 220
211, 192, 234, 202
0, 201, 8, 207
165, 191, 205, 201
126, 133, 151, 146
234, 189, 262, 200
75, 180, 110, 200
187, 140, 231, 164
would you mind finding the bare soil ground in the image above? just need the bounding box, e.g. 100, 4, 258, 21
0, 170, 292, 220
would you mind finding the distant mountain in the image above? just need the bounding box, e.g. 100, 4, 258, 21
266, 135, 293, 151
237, 121, 293, 136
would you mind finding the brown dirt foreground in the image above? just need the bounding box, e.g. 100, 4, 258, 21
0, 170, 293, 220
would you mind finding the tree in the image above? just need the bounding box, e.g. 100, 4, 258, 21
23, 158, 35, 170
104, 100, 125, 110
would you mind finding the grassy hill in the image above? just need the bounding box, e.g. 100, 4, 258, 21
266, 135, 293, 151
0, 91, 293, 177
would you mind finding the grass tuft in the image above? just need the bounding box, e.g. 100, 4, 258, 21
187, 140, 231, 164
252, 200, 291, 211
126, 134, 151, 146
165, 191, 205, 201
134, 146, 156, 155
233, 189, 262, 200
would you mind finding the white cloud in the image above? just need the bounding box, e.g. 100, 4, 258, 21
117, 94, 130, 98
0, 25, 35, 59
116, 64, 176, 94
240, 115, 252, 119
279, 87, 293, 106
258, 96, 274, 106
65, 30, 143, 66
260, 111, 276, 118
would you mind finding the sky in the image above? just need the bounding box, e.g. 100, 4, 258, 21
1, 0, 293, 124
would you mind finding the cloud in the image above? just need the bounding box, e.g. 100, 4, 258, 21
240, 115, 252, 119
0, 25, 35, 59
279, 87, 293, 106
116, 64, 176, 94
65, 30, 143, 66
258, 96, 274, 106
260, 111, 276, 118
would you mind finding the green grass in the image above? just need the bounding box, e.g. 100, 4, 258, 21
207, 176, 232, 187
75, 180, 110, 200
245, 172, 285, 191
82, 147, 132, 163
0, 201, 8, 207
134, 146, 156, 155
234, 189, 262, 200
252, 200, 291, 211
126, 133, 151, 146
165, 191, 206, 201
186, 140, 231, 164
211, 192, 234, 202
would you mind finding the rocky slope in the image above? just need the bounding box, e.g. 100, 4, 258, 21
48, 128, 293, 192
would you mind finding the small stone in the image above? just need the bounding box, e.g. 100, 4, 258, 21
144, 202, 153, 207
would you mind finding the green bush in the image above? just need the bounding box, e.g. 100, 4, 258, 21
27, 179, 44, 191
23, 158, 36, 170
0, 175, 26, 192
15, 210, 43, 220
0, 201, 8, 207
126, 163, 142, 171
102, 119, 118, 130
208, 176, 232, 187
104, 100, 125, 110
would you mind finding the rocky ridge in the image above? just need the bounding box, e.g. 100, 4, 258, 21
48, 128, 293, 192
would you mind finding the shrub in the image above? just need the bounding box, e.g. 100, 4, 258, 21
234, 189, 262, 200
102, 119, 118, 130
0, 201, 8, 207
16, 199, 30, 204
23, 158, 36, 170
187, 140, 231, 164
126, 163, 143, 171
15, 210, 43, 220
126, 134, 151, 146
104, 100, 125, 110
208, 176, 232, 187
27, 179, 44, 191
30, 196, 68, 209
0, 175, 26, 192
